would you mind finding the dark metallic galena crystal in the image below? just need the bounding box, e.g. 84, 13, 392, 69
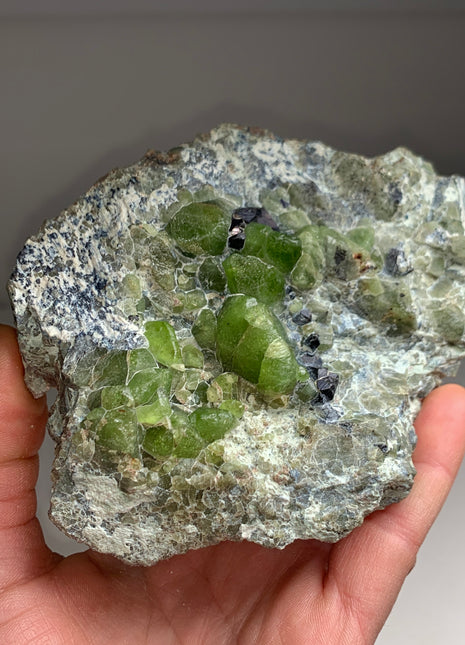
303, 333, 321, 353
227, 231, 246, 250
233, 206, 278, 229
227, 206, 279, 249
292, 308, 312, 325
316, 368, 339, 402
298, 353, 323, 379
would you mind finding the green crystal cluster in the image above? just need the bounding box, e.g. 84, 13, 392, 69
75, 183, 423, 472
10, 125, 465, 565
80, 321, 239, 462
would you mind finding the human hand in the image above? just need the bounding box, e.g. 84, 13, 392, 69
0, 324, 464, 645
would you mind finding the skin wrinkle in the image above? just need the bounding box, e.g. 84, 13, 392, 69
193, 608, 230, 645
48, 568, 100, 645
331, 575, 375, 645
0, 607, 36, 643
149, 562, 230, 645
142, 609, 153, 645
216, 552, 281, 637
0, 413, 47, 461
50, 556, 147, 645
252, 552, 333, 645
413, 454, 457, 483
0, 583, 69, 645
107, 559, 184, 645
362, 512, 424, 558
364, 471, 454, 555
232, 543, 305, 617
0, 521, 58, 593
141, 568, 160, 645
0, 456, 39, 502
239, 554, 316, 643
329, 543, 407, 642
204, 559, 255, 633
151, 548, 231, 637
14, 615, 58, 645
142, 584, 183, 645
0, 492, 36, 508
256, 583, 306, 645
0, 491, 37, 529
147, 590, 186, 645
192, 579, 232, 642
236, 586, 273, 645
321, 552, 332, 593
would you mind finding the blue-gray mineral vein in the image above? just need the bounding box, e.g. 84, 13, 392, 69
8, 124, 465, 565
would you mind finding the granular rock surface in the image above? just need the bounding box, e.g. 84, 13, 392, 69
9, 124, 465, 565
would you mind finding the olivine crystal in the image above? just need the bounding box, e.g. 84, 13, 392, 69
8, 124, 465, 565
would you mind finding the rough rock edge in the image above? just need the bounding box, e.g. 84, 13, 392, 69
8, 124, 465, 564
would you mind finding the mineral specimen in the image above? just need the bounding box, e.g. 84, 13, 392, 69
9, 124, 465, 565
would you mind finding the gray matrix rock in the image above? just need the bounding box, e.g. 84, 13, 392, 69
8, 124, 465, 565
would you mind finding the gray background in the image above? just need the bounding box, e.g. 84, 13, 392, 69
1, 4, 464, 643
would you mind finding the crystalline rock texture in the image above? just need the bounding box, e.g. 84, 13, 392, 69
8, 124, 465, 565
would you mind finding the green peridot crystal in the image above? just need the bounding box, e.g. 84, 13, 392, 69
198, 257, 227, 293
144, 321, 182, 367
81, 320, 241, 462
216, 295, 306, 394
242, 222, 302, 274
168, 201, 230, 256
9, 124, 465, 565
222, 253, 285, 305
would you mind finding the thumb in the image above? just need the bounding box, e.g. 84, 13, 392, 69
0, 325, 56, 591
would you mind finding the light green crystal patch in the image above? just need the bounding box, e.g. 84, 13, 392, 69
143, 408, 237, 460
223, 254, 285, 305
242, 222, 302, 274
431, 304, 465, 343
136, 393, 171, 426
80, 186, 420, 471
93, 351, 128, 388
352, 275, 416, 335
289, 224, 376, 290
192, 308, 217, 351
82, 318, 243, 463
198, 257, 227, 292
144, 321, 182, 367
128, 368, 172, 406
216, 295, 306, 395
181, 344, 204, 368
142, 426, 174, 457
89, 407, 141, 456
167, 201, 230, 256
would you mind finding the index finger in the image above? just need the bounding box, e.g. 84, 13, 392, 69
0, 325, 55, 591
325, 384, 465, 638
0, 325, 48, 463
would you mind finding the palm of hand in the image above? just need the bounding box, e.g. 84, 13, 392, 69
0, 528, 396, 644
1, 325, 464, 645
